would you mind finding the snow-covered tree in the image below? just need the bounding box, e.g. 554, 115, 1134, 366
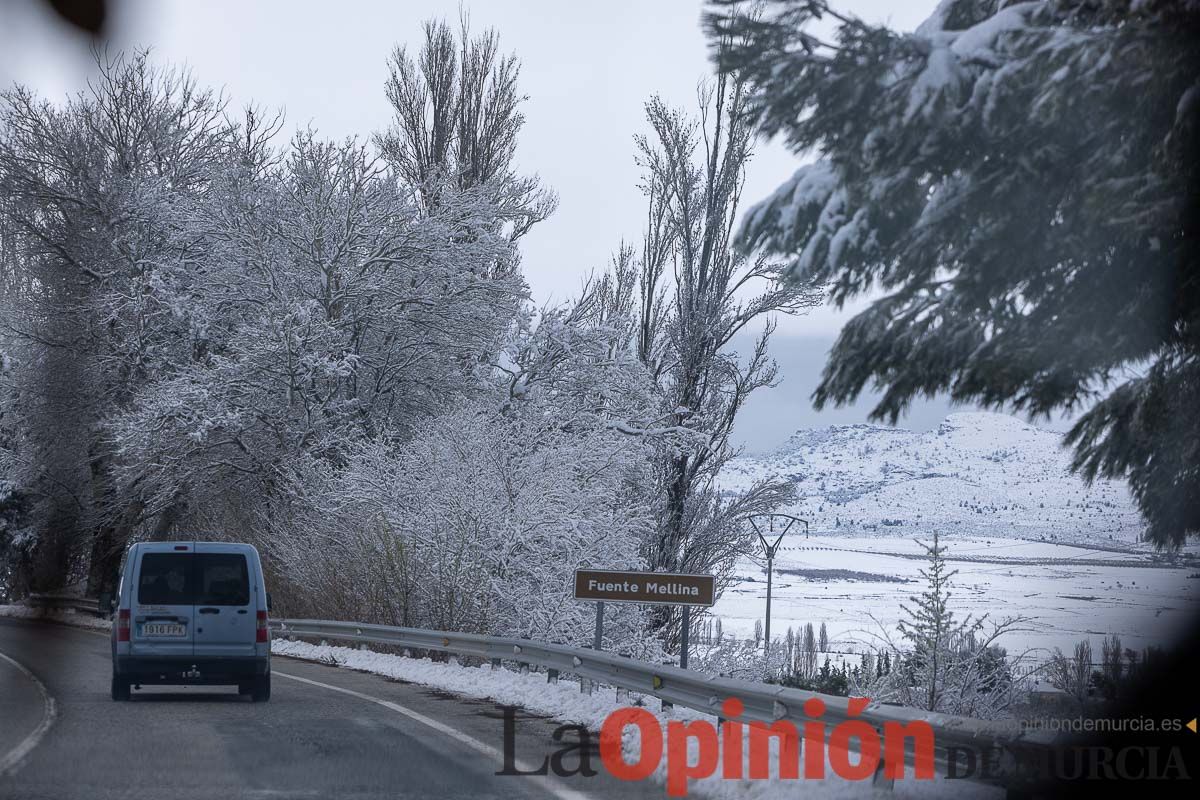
856, 532, 1031, 718
377, 16, 556, 253
707, 0, 1200, 548
1047, 639, 1094, 709
595, 59, 823, 646
0, 28, 553, 600
257, 389, 658, 652
108, 126, 531, 573
0, 51, 237, 593
800, 621, 818, 680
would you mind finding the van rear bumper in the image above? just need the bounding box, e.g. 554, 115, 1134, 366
115, 655, 269, 685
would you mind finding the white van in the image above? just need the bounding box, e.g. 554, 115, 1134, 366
110, 541, 271, 701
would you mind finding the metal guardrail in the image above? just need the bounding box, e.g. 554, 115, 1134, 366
271, 618, 1056, 794
25, 594, 104, 616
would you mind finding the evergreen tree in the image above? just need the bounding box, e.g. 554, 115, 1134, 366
859, 530, 1031, 717
707, 0, 1200, 548
896, 532, 968, 711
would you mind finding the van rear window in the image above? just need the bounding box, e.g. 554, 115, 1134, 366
137, 553, 193, 605
195, 553, 250, 606
136, 552, 250, 606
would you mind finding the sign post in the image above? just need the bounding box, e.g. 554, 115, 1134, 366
593, 601, 604, 651
680, 605, 690, 669
574, 568, 715, 669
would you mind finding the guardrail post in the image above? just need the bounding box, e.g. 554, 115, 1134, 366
580, 677, 593, 696
519, 663, 529, 675
660, 661, 673, 712
615, 686, 629, 703
872, 744, 895, 790
593, 601, 605, 651
490, 657, 502, 669
547, 668, 558, 684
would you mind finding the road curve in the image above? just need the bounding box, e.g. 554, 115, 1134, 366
0, 649, 54, 777
0, 619, 659, 800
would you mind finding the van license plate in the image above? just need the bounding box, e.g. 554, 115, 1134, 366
143, 623, 185, 637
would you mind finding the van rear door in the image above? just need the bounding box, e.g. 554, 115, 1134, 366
191, 544, 256, 657
130, 543, 195, 658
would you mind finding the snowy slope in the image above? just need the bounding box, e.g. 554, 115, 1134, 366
721, 412, 1144, 545
712, 413, 1200, 656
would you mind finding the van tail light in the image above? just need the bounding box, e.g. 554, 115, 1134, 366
256, 610, 269, 643
117, 609, 130, 642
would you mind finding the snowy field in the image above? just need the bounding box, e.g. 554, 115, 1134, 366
713, 534, 1199, 658
716, 412, 1200, 658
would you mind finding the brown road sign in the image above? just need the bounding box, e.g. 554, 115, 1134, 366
574, 569, 715, 607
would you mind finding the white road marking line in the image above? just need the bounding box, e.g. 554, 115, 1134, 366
0, 650, 57, 777
274, 670, 595, 800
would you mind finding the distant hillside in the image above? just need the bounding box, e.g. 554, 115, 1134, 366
720, 412, 1145, 546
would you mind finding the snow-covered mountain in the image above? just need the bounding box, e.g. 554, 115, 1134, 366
721, 412, 1145, 546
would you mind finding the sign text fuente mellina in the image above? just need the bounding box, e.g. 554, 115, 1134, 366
573, 569, 715, 607
587, 577, 699, 599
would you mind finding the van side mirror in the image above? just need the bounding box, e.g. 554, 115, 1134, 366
266, 592, 273, 612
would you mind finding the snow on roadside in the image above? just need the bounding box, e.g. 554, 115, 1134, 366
0, 603, 113, 631
273, 639, 994, 800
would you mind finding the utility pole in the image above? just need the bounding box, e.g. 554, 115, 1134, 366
749, 514, 809, 658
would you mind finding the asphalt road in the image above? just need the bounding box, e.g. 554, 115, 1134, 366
0, 619, 663, 800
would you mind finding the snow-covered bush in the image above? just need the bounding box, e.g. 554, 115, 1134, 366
260, 398, 659, 653
690, 634, 788, 681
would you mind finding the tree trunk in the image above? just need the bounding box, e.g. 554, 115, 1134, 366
85, 524, 120, 597
30, 512, 74, 593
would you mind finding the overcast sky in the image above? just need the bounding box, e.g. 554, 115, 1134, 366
1, 0, 1020, 451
